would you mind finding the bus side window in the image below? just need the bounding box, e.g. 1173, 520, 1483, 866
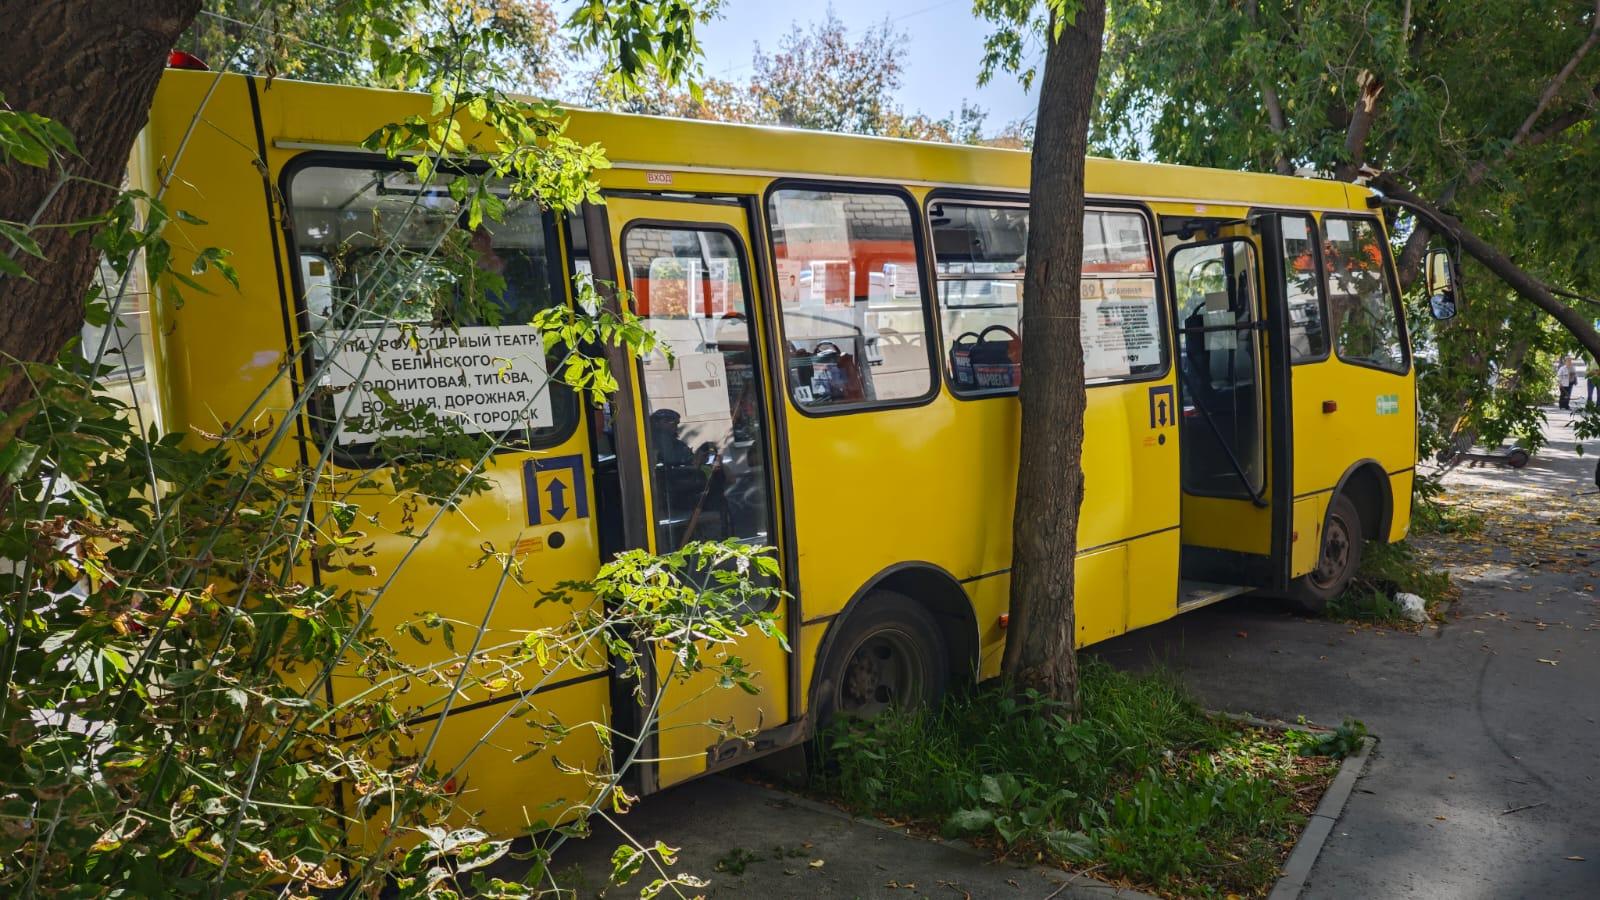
929, 203, 1164, 393
1322, 216, 1407, 373
767, 187, 933, 410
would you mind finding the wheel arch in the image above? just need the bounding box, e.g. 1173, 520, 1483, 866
805, 561, 979, 729
1330, 458, 1393, 543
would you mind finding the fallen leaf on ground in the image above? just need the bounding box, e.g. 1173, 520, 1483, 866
809, 859, 825, 869
1537, 658, 1560, 666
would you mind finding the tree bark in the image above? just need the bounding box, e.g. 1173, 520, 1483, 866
0, 0, 201, 414
1374, 173, 1600, 362
1002, 0, 1105, 708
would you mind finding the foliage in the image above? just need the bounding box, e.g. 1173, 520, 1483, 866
1294, 718, 1368, 759
582, 10, 998, 145
1, 0, 797, 896
1093, 0, 1600, 464
814, 660, 1336, 896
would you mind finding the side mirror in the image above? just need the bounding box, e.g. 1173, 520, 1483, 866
1425, 247, 1458, 321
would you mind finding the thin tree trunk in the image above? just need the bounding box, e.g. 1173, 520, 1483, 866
0, 0, 201, 414
1002, 0, 1105, 708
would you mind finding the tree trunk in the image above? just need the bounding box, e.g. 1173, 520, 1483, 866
1001, 0, 1105, 708
0, 0, 201, 414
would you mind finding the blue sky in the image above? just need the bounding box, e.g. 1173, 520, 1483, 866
696, 1, 1041, 135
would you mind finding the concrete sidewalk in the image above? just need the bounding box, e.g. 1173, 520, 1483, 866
1092, 408, 1600, 898
546, 776, 1149, 899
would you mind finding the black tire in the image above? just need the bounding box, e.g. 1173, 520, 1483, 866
813, 590, 950, 728
1506, 447, 1531, 469
1287, 493, 1365, 615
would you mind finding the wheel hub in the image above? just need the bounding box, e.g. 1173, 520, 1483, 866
838, 632, 921, 716
1312, 516, 1352, 588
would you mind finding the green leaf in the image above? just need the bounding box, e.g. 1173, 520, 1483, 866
0, 438, 40, 482
942, 808, 996, 837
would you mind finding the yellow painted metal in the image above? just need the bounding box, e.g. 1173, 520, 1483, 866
135, 69, 1418, 841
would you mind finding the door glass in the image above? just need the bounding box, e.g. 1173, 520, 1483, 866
623, 226, 773, 550
1170, 240, 1265, 498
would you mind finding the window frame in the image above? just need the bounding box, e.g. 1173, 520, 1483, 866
1275, 212, 1333, 366
278, 151, 580, 467
614, 217, 777, 552
762, 178, 941, 417
922, 189, 1171, 399
1320, 213, 1412, 375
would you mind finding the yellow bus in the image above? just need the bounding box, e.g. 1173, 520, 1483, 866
133, 68, 1418, 841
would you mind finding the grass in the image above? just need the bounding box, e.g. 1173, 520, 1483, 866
1325, 539, 1454, 625
810, 660, 1351, 898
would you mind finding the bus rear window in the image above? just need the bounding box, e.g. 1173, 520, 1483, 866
285, 162, 575, 453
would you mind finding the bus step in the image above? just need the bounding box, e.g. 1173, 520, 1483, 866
1177, 580, 1253, 611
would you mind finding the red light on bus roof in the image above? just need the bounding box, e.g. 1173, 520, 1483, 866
167, 50, 209, 71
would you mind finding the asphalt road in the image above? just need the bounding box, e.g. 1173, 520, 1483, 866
1093, 408, 1600, 898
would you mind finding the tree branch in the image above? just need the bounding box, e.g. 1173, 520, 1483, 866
1461, 3, 1600, 185
1374, 173, 1600, 361
1334, 69, 1382, 181
1245, 0, 1295, 175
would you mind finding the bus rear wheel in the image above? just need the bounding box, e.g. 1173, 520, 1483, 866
1287, 493, 1365, 615
816, 591, 950, 725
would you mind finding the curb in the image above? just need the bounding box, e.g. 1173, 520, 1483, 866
1268, 734, 1376, 900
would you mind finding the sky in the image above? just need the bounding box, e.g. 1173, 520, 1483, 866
695, 0, 1041, 135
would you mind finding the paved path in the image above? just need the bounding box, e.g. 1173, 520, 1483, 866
546, 775, 1146, 899
1093, 408, 1600, 898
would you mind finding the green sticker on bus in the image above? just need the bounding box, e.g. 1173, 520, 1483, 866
1376, 394, 1400, 416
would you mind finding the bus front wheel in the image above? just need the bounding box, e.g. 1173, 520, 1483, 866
815, 591, 950, 726
1287, 494, 1365, 615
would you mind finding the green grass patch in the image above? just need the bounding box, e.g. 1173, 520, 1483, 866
811, 660, 1350, 898
1327, 540, 1453, 625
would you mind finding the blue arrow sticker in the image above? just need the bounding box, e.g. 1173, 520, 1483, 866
523, 455, 589, 525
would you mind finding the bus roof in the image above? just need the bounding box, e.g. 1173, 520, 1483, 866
183, 70, 1367, 213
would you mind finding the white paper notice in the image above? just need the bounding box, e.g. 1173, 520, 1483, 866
1082, 279, 1162, 379
326, 325, 552, 443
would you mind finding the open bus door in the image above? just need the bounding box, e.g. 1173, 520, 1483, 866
586, 194, 794, 794
1163, 215, 1294, 602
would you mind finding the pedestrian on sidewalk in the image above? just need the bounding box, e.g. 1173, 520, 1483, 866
1586, 354, 1599, 407
1556, 355, 1576, 409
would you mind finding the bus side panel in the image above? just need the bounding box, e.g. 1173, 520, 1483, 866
143, 75, 300, 464
972, 575, 1010, 680
344, 680, 610, 848
1125, 528, 1182, 630
1290, 494, 1330, 579
1388, 469, 1413, 542
1073, 545, 1129, 647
